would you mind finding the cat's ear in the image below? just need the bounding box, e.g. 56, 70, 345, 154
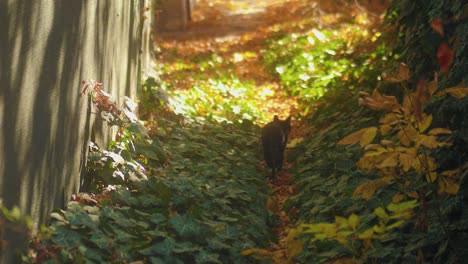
274, 115, 279, 122
286, 116, 291, 123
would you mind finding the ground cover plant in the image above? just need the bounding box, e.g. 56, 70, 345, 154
14, 0, 468, 263
26, 80, 275, 263
270, 1, 468, 262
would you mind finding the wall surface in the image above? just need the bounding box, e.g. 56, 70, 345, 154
157, 0, 196, 31
0, 0, 148, 260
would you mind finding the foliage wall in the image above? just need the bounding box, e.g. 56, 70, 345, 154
387, 0, 468, 163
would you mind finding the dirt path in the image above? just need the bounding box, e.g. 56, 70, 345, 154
155, 1, 388, 262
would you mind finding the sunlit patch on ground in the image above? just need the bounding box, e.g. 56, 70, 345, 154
153, 0, 390, 261
155, 0, 388, 124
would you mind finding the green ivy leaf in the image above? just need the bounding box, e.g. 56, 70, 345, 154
196, 250, 222, 264
168, 214, 204, 239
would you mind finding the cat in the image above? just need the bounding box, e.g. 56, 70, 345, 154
262, 115, 291, 178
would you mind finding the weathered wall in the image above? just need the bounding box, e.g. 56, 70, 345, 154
157, 0, 196, 31
0, 0, 149, 260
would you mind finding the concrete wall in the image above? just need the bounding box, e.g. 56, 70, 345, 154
0, 0, 149, 260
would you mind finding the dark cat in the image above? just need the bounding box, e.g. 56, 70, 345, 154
262, 115, 291, 178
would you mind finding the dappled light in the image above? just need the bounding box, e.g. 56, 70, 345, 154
22, 0, 468, 263
156, 0, 388, 124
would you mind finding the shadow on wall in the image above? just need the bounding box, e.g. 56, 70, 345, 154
0, 0, 143, 260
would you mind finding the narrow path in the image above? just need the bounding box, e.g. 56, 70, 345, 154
156, 2, 306, 262
154, 1, 389, 262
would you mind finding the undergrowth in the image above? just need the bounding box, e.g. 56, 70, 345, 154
26, 80, 275, 263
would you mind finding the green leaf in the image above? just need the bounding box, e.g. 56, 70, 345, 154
51, 226, 82, 249
387, 200, 418, 213
168, 214, 204, 238
140, 238, 176, 257
173, 241, 202, 253
196, 250, 222, 264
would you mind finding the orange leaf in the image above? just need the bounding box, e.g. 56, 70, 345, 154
437, 42, 454, 73
408, 191, 419, 199
392, 193, 404, 203
438, 82, 468, 99
358, 89, 400, 111
430, 18, 444, 36
428, 128, 452, 135
380, 124, 393, 135
353, 177, 392, 200
384, 63, 410, 83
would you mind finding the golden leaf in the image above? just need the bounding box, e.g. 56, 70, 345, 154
337, 127, 377, 146
417, 114, 432, 132
416, 135, 440, 149
380, 124, 393, 135
285, 228, 304, 260
360, 127, 378, 147
387, 220, 405, 230
426, 172, 437, 183
397, 125, 418, 146
402, 94, 413, 115
440, 169, 460, 177
437, 82, 468, 99
287, 137, 304, 148
444, 180, 460, 194
438, 177, 460, 195
396, 146, 417, 155
380, 112, 400, 125
374, 207, 388, 219
356, 156, 375, 170
374, 207, 389, 219
348, 214, 360, 230
377, 153, 398, 168
335, 216, 349, 229
358, 228, 375, 239
399, 153, 415, 172
373, 223, 386, 234
241, 248, 272, 260
380, 140, 395, 147
428, 128, 452, 135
